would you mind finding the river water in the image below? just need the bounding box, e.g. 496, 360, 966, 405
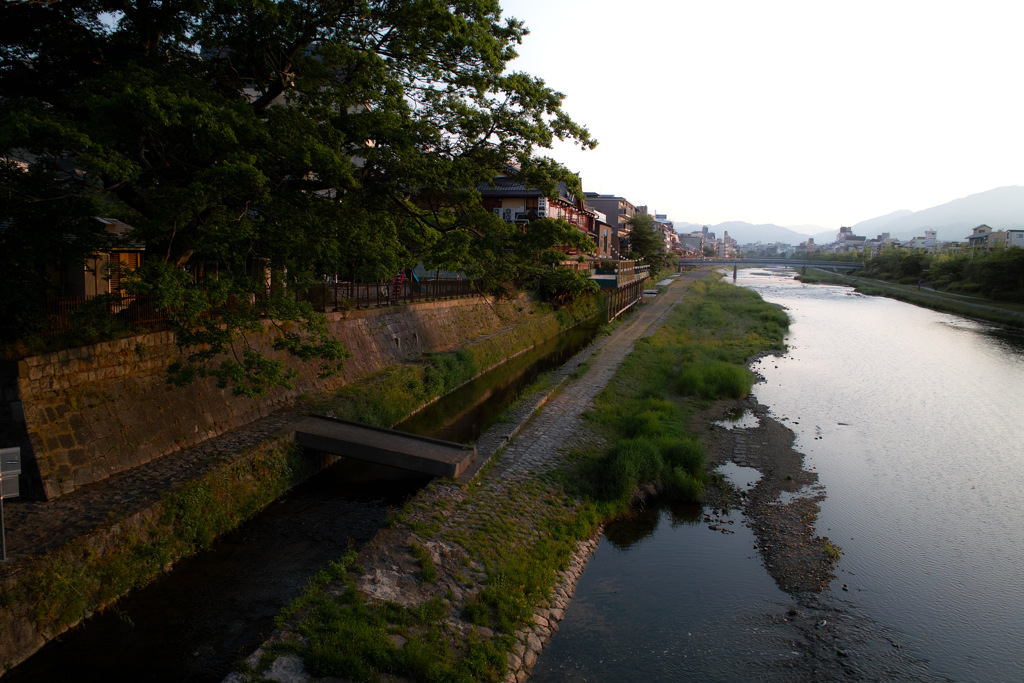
533, 270, 1024, 682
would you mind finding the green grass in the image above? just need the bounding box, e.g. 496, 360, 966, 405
409, 542, 438, 583
799, 268, 1024, 328
17, 439, 309, 635
313, 350, 478, 427
561, 277, 789, 514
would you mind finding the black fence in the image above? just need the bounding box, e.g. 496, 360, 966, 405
37, 278, 483, 337
300, 278, 481, 311
39, 294, 167, 336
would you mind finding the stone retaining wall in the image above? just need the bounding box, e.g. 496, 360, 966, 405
13, 295, 539, 499
0, 437, 328, 678
504, 535, 601, 682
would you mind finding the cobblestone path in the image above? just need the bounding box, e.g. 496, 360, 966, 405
486, 271, 705, 485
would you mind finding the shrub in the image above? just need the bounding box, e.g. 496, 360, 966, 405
68, 294, 127, 341
677, 360, 754, 399
659, 437, 705, 477
423, 349, 477, 396
664, 466, 705, 502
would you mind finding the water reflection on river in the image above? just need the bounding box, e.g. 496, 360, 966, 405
534, 270, 1024, 682
532, 502, 795, 682
744, 270, 1024, 682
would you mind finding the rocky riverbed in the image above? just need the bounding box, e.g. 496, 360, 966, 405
694, 395, 951, 682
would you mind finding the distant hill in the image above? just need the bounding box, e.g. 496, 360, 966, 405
847, 210, 913, 238
674, 221, 815, 245
713, 221, 816, 245
850, 186, 1024, 242
670, 186, 1024, 245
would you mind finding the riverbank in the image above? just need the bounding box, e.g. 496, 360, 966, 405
797, 267, 1024, 328
0, 294, 600, 677
225, 272, 710, 682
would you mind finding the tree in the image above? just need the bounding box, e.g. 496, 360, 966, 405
1, 0, 595, 393
624, 213, 664, 264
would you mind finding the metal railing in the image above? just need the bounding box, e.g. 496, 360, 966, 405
301, 278, 481, 311
37, 278, 483, 336
39, 294, 167, 336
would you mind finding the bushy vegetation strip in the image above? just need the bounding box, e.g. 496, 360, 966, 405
562, 277, 789, 516
310, 296, 601, 428
799, 267, 1024, 328
242, 277, 790, 682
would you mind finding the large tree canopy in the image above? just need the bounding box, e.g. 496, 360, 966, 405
1, 0, 596, 393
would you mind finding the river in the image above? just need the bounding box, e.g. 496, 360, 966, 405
532, 269, 1024, 682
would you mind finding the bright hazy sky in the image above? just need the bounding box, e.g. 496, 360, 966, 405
499, 0, 1024, 230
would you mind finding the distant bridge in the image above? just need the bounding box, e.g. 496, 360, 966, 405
677, 257, 863, 271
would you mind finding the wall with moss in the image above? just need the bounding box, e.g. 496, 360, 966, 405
13, 295, 540, 500
0, 437, 328, 678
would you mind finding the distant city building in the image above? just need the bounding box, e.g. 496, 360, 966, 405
904, 230, 938, 252
967, 224, 995, 251
834, 226, 867, 252
583, 192, 640, 258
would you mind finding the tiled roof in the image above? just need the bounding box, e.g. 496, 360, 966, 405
478, 176, 543, 195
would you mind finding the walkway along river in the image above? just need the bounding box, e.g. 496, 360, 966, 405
531, 268, 1024, 682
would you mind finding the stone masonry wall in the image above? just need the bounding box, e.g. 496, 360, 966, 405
15, 295, 539, 500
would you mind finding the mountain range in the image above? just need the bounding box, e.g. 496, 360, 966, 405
676, 186, 1024, 246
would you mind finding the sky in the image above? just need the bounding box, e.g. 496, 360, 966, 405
498, 0, 1024, 230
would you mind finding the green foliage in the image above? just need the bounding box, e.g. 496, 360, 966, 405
677, 360, 754, 399
536, 266, 600, 304
66, 294, 128, 341
861, 247, 1024, 302
456, 511, 581, 639
422, 349, 478, 397
1, 1, 595, 388
624, 213, 666, 266
323, 349, 478, 427
409, 543, 438, 583
295, 565, 509, 682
